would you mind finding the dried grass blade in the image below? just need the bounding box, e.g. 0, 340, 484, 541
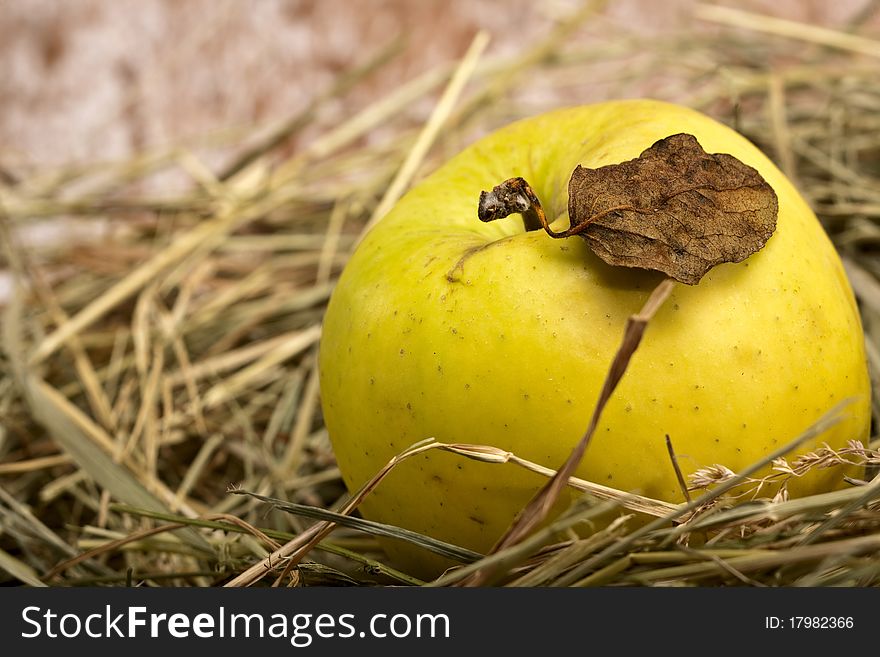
229, 490, 482, 564
358, 30, 490, 240
24, 378, 211, 552
695, 4, 880, 58
767, 74, 798, 186
797, 471, 880, 546
277, 357, 321, 474
0, 548, 46, 586
0, 454, 71, 475
0, 486, 97, 570
261, 369, 304, 451
443, 444, 679, 517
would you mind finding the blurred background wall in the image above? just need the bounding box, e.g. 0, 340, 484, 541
1, 0, 873, 169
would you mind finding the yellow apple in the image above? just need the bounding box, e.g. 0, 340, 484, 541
318, 99, 870, 577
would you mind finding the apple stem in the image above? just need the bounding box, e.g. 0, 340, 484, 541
478, 177, 546, 233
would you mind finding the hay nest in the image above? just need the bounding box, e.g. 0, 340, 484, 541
1, 5, 879, 587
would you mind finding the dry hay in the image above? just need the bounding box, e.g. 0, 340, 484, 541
1, 4, 879, 587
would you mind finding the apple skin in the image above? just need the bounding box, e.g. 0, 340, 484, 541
318, 100, 870, 577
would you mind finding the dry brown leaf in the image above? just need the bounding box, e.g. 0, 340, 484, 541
565, 133, 778, 284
